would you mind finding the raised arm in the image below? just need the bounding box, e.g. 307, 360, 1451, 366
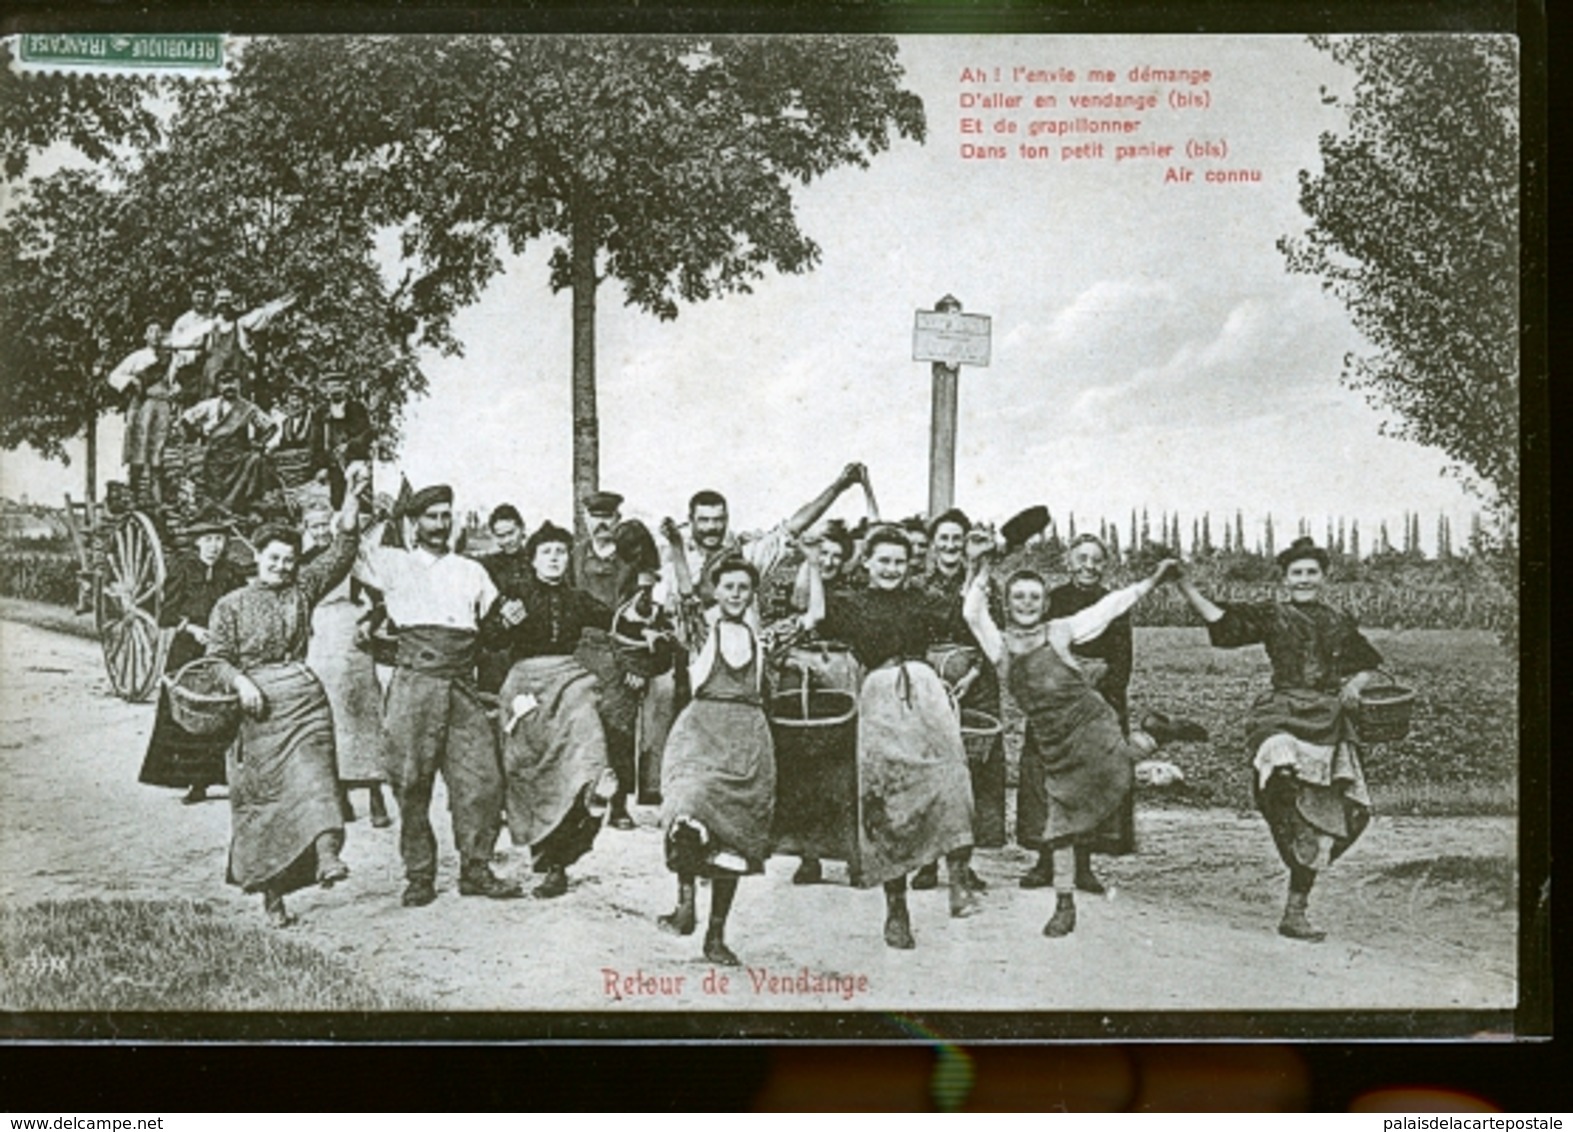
1174, 564, 1225, 623
963, 563, 1005, 667
784, 462, 864, 539
1049, 559, 1175, 657
300, 484, 363, 607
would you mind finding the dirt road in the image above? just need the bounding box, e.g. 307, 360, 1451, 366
0, 620, 1516, 1019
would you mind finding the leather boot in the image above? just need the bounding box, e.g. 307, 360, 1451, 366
1043, 892, 1076, 938
911, 862, 940, 890
1073, 848, 1105, 895
1278, 890, 1326, 941
883, 892, 916, 950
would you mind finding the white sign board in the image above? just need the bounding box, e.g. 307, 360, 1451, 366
913, 309, 992, 366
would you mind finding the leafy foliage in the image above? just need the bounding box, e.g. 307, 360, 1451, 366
1279, 35, 1519, 526
0, 41, 160, 179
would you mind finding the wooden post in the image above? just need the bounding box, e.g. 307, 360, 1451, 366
927, 294, 962, 518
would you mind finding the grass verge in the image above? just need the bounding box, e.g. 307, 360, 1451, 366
0, 898, 426, 1011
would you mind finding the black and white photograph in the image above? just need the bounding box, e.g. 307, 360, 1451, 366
0, 19, 1539, 1039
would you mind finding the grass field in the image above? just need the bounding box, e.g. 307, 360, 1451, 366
0, 898, 428, 1011
1005, 627, 1517, 816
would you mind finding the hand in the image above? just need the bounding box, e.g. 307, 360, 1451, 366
1150, 558, 1181, 586
1080, 658, 1110, 690
965, 528, 997, 562
659, 517, 683, 546
623, 671, 648, 693
839, 462, 865, 489
234, 675, 266, 718
1340, 672, 1371, 710
344, 461, 370, 496
314, 469, 330, 485
185, 624, 210, 647
500, 598, 527, 627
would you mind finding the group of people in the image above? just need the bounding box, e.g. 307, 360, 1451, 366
134, 429, 1387, 958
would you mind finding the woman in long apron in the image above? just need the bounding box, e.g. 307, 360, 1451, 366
137, 513, 246, 803
657, 555, 813, 965
302, 500, 390, 827
964, 546, 1177, 937
206, 477, 364, 926
1173, 537, 1383, 941
804, 527, 976, 950
485, 522, 618, 899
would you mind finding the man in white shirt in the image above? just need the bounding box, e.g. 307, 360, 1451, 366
165, 286, 216, 399
107, 323, 175, 504
355, 483, 522, 905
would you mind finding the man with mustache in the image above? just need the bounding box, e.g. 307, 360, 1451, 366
355, 484, 521, 906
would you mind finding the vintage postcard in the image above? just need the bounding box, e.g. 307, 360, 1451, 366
0, 12, 1542, 1041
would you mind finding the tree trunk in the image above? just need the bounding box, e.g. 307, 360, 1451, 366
84, 404, 98, 505
570, 200, 599, 537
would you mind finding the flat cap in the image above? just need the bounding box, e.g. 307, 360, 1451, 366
404, 484, 454, 517
582, 490, 624, 515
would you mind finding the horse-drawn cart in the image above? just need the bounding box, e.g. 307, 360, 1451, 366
60, 437, 307, 703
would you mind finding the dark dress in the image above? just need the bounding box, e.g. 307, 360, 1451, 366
1016, 581, 1136, 854
1208, 600, 1383, 870
485, 576, 614, 870
920, 565, 1006, 848
819, 587, 974, 886
207, 531, 359, 895
137, 553, 247, 791
476, 548, 535, 693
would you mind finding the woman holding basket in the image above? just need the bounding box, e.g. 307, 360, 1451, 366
1174, 536, 1383, 941
203, 469, 365, 926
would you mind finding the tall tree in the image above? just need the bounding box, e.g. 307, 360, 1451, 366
236, 36, 926, 516
1279, 35, 1518, 529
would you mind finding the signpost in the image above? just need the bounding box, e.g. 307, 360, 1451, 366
913, 295, 991, 517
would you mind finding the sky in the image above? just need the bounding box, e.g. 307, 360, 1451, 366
0, 34, 1496, 552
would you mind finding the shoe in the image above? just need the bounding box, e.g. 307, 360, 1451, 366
1043, 892, 1077, 937
401, 878, 437, 908
1074, 868, 1106, 895
370, 813, 394, 829
181, 785, 208, 806
1140, 710, 1209, 745
883, 908, 916, 950
792, 859, 824, 886
703, 934, 741, 967
1278, 891, 1327, 942
964, 865, 989, 892
532, 866, 569, 899
911, 863, 940, 890
317, 857, 350, 889
458, 867, 524, 900
609, 809, 636, 832
1020, 866, 1054, 890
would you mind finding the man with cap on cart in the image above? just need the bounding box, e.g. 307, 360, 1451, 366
355, 482, 521, 906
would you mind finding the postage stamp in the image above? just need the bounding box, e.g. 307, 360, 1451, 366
0, 11, 1543, 1042
9, 32, 227, 78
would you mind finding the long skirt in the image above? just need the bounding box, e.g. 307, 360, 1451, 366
854, 663, 974, 887
225, 664, 343, 895
306, 589, 385, 785
497, 655, 610, 870
1246, 688, 1371, 869
660, 698, 776, 876
138, 635, 232, 790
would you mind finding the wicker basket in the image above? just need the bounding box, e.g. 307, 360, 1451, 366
959, 708, 1002, 765
1356, 677, 1416, 743
165, 656, 241, 735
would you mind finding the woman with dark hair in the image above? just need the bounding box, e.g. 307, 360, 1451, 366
1174, 536, 1383, 941
205, 475, 364, 926
658, 554, 814, 964
485, 521, 618, 899
1020, 532, 1136, 893
803, 525, 977, 950
964, 538, 1176, 938
138, 512, 247, 804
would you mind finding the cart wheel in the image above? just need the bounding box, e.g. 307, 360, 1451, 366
97, 511, 166, 702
